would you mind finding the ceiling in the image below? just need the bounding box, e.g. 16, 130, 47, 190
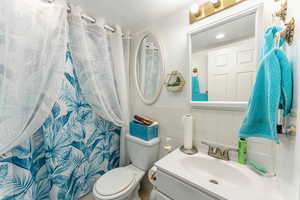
191, 13, 256, 53
70, 0, 200, 32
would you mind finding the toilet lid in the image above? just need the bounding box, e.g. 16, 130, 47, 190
95, 168, 135, 196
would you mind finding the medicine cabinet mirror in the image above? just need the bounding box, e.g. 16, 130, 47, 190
188, 3, 263, 110
134, 33, 165, 105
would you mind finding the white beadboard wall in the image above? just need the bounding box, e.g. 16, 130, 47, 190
129, 0, 300, 199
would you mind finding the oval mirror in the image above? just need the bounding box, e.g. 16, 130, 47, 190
135, 33, 164, 105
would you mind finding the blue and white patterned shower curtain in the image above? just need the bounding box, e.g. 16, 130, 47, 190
0, 51, 120, 200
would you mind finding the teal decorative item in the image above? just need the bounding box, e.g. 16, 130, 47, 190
192, 76, 208, 101
249, 161, 268, 174
130, 120, 159, 141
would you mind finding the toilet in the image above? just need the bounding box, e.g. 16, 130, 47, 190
93, 134, 160, 200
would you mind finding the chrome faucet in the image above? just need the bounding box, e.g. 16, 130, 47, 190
201, 141, 238, 161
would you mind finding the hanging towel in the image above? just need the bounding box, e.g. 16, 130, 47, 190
239, 26, 293, 143
192, 76, 208, 101
192, 76, 201, 94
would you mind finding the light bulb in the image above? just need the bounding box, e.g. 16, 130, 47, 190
210, 0, 221, 8
190, 4, 199, 14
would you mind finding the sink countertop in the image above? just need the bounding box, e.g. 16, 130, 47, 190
154, 149, 282, 200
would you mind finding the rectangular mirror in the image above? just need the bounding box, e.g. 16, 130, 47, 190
188, 4, 263, 110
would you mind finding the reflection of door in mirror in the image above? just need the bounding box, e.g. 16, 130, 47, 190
207, 39, 256, 101
191, 13, 256, 102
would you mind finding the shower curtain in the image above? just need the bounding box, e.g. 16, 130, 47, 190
0, 52, 120, 200
0, 1, 128, 200
108, 26, 131, 166
0, 0, 68, 154
69, 7, 130, 167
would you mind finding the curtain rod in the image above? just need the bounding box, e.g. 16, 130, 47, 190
46, 0, 129, 36
66, 4, 116, 33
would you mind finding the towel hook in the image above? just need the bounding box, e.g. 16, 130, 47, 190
278, 17, 296, 45
273, 0, 296, 45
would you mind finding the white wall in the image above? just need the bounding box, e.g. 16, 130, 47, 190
129, 0, 300, 199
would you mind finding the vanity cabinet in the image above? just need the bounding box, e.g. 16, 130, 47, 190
153, 169, 220, 200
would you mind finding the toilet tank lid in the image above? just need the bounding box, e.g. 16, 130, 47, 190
126, 134, 160, 146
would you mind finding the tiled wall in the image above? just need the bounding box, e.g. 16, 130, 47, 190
192, 109, 276, 171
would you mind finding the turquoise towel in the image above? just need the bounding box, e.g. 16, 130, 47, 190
192, 76, 208, 101
192, 76, 201, 94
239, 27, 293, 143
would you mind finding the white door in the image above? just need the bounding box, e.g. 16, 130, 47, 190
207, 39, 256, 101
208, 48, 235, 101
233, 40, 256, 101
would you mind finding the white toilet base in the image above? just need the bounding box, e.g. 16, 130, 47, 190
93, 184, 141, 200
127, 183, 141, 200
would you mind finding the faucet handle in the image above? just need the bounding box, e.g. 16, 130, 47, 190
201, 141, 238, 161
201, 141, 211, 146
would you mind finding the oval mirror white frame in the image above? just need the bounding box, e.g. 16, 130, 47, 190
134, 32, 165, 105
188, 2, 264, 111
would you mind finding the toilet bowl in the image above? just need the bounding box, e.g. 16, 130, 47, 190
93, 134, 160, 200
93, 165, 144, 200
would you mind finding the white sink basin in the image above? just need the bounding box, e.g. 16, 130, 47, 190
181, 156, 252, 189
155, 149, 282, 200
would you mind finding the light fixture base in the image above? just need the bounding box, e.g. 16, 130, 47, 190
190, 0, 246, 24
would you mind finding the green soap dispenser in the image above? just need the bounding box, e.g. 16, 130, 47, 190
238, 138, 247, 164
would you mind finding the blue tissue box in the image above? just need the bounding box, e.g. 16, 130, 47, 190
129, 120, 158, 141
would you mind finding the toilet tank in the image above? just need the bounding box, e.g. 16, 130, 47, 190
126, 134, 160, 171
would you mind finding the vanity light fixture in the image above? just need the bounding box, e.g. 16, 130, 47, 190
190, 0, 246, 24
215, 33, 225, 39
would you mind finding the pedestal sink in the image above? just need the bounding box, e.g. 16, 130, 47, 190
152, 149, 282, 200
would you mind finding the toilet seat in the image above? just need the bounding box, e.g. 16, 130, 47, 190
94, 167, 136, 199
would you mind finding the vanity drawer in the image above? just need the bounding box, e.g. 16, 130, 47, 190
154, 169, 222, 200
